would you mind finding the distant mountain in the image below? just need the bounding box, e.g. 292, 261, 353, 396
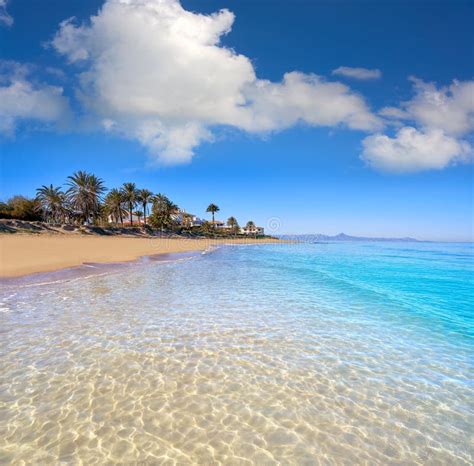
279, 233, 421, 242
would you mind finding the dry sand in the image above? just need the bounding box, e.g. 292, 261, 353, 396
0, 234, 281, 277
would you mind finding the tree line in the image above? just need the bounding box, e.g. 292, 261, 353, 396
0, 171, 259, 235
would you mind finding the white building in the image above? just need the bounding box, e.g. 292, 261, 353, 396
172, 210, 205, 227
240, 225, 265, 235
190, 216, 205, 227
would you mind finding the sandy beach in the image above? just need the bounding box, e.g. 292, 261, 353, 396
0, 234, 281, 277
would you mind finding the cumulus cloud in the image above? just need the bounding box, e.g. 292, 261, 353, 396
362, 127, 472, 173
0, 61, 70, 136
8, 0, 470, 174
133, 121, 213, 164
332, 66, 382, 80
243, 72, 380, 132
379, 78, 474, 135
403, 77, 474, 136
50, 0, 380, 163
0, 0, 13, 27
379, 107, 409, 120
364, 77, 474, 172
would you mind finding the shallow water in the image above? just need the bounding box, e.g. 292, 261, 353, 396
0, 242, 473, 464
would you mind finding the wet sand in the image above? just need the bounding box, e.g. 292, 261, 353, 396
0, 235, 281, 277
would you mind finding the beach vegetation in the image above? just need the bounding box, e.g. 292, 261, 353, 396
105, 189, 127, 225
149, 194, 178, 230
199, 221, 214, 235
36, 185, 68, 223
137, 189, 153, 226
0, 196, 42, 221
121, 182, 138, 226
206, 203, 220, 227
227, 216, 240, 235
3, 172, 269, 237
67, 171, 106, 224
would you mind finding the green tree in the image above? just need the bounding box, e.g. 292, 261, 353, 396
0, 201, 10, 217
36, 184, 67, 223
3, 196, 42, 221
134, 210, 143, 224
227, 216, 240, 235
96, 203, 109, 226
137, 188, 153, 226
199, 221, 214, 236
206, 203, 220, 227
66, 171, 106, 224
105, 189, 126, 225
122, 182, 137, 226
149, 194, 178, 230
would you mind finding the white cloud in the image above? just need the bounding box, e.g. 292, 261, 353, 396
379, 107, 409, 120
332, 66, 382, 80
362, 126, 472, 173
50, 0, 380, 163
134, 120, 213, 164
365, 77, 474, 173
10, 0, 470, 174
0, 0, 13, 27
0, 62, 70, 136
379, 78, 474, 136
403, 77, 474, 136
243, 72, 381, 132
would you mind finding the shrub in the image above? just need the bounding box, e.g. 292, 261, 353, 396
0, 196, 42, 221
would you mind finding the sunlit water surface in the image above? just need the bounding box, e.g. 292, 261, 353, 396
1, 242, 473, 464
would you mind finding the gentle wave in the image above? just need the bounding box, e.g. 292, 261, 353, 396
0, 242, 472, 464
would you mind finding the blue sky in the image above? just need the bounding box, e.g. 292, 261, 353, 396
0, 0, 473, 240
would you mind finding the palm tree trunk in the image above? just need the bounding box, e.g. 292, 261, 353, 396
129, 202, 133, 226
143, 203, 147, 225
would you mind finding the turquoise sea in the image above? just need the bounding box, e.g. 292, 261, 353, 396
1, 241, 473, 464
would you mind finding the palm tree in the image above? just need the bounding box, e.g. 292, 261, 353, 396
134, 211, 143, 224
150, 194, 178, 230
227, 216, 239, 236
122, 182, 137, 226
66, 171, 106, 224
36, 184, 67, 223
105, 189, 126, 225
137, 189, 153, 225
206, 203, 220, 227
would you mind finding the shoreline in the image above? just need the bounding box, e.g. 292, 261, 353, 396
0, 234, 283, 278
0, 250, 205, 288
